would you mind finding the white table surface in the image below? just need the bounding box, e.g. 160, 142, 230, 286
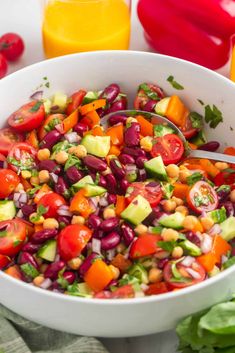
1, 1, 228, 352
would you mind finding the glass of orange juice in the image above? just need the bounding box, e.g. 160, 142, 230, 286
42, 0, 131, 58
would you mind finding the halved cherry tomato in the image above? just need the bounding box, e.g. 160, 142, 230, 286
214, 171, 235, 186
66, 90, 87, 115
58, 224, 92, 260
126, 181, 162, 207
38, 113, 65, 140
187, 181, 218, 214
134, 83, 164, 110
7, 142, 37, 172
0, 254, 11, 270
94, 285, 135, 299
0, 153, 6, 163
151, 134, 184, 165
0, 219, 26, 256
0, 169, 20, 198
144, 282, 169, 296
129, 234, 161, 259
0, 128, 23, 156
163, 260, 206, 289
37, 192, 66, 218
181, 116, 199, 139
8, 101, 45, 132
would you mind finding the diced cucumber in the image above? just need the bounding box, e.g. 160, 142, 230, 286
77, 282, 93, 295
159, 212, 185, 230
220, 217, 235, 241
81, 135, 110, 157
0, 200, 16, 221
121, 195, 152, 225
179, 240, 202, 256
37, 239, 57, 262
43, 98, 52, 114
84, 184, 107, 197
128, 264, 148, 284
190, 130, 207, 147
144, 156, 167, 181
82, 91, 99, 105
154, 97, 170, 116
154, 124, 175, 137
52, 92, 68, 113
71, 175, 94, 193
207, 207, 227, 224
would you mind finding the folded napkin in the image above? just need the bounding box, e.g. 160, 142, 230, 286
0, 305, 109, 353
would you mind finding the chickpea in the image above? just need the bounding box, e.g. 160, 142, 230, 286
172, 196, 183, 206
172, 246, 184, 259
135, 224, 148, 235
162, 199, 177, 213
38, 170, 50, 184
166, 164, 179, 179
30, 176, 40, 185
29, 212, 44, 225
116, 243, 125, 253
230, 189, 235, 203
103, 207, 116, 219
140, 136, 153, 152
43, 218, 59, 230
37, 148, 50, 161
69, 145, 87, 158
161, 228, 179, 242
215, 162, 229, 171
175, 205, 189, 216
33, 275, 45, 287
200, 217, 214, 231
109, 265, 120, 280
179, 169, 191, 183
67, 257, 82, 270
148, 268, 163, 283
21, 170, 32, 179
72, 215, 85, 225
183, 215, 198, 230
55, 151, 68, 165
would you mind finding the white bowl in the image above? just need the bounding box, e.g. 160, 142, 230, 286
0, 51, 235, 338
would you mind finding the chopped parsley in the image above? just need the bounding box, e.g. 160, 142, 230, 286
189, 112, 203, 129
223, 256, 235, 270
27, 185, 41, 196
224, 168, 235, 174
45, 82, 50, 88
30, 204, 48, 222
138, 83, 160, 100
44, 117, 61, 133
30, 101, 43, 112
204, 104, 223, 129
158, 241, 176, 252
161, 182, 174, 199
197, 99, 205, 106
167, 75, 184, 90
13, 239, 22, 247
64, 154, 82, 171
230, 126, 234, 131
0, 230, 7, 238
186, 172, 203, 186
43, 76, 48, 80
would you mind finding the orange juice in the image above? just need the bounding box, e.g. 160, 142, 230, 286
42, 0, 131, 58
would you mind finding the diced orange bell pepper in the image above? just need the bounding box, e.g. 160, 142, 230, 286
34, 224, 44, 232
106, 124, 124, 145
69, 189, 93, 218
173, 183, 190, 199
109, 145, 121, 157
165, 95, 189, 127
115, 195, 126, 216
34, 184, 52, 203
79, 99, 106, 115
199, 159, 220, 178
197, 252, 216, 272
84, 125, 104, 137
27, 130, 39, 149
136, 115, 154, 136
62, 109, 79, 133
80, 110, 100, 128
4, 265, 22, 280
84, 259, 114, 292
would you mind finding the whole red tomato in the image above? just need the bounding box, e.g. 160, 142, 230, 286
0, 33, 24, 61
0, 53, 8, 79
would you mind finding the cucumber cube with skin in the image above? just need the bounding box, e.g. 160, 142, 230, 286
121, 195, 152, 225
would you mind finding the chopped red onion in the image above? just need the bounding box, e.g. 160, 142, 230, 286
3, 161, 8, 169
55, 123, 64, 133
185, 268, 201, 279
201, 210, 207, 218
39, 278, 52, 289
181, 256, 195, 267
140, 283, 149, 291
201, 233, 213, 254
57, 205, 72, 217
51, 105, 59, 111
55, 254, 60, 262
106, 249, 116, 261
65, 132, 81, 144
30, 90, 43, 101
152, 219, 160, 227
222, 255, 228, 264
14, 148, 21, 159
50, 172, 59, 184
208, 224, 221, 236
195, 232, 203, 241
92, 238, 101, 254
99, 196, 108, 207
16, 209, 24, 218
125, 164, 137, 172
19, 192, 28, 204
90, 197, 99, 208
124, 237, 137, 259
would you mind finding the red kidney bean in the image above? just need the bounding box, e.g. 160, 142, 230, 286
88, 214, 102, 230
57, 215, 71, 226
119, 154, 135, 165
66, 166, 84, 184
21, 204, 36, 217
119, 179, 130, 193
101, 231, 121, 250
21, 242, 41, 254
152, 205, 165, 219
158, 258, 169, 270
105, 174, 117, 193
221, 201, 234, 217
121, 223, 135, 246
122, 147, 146, 158
83, 155, 107, 172
143, 100, 157, 112
100, 217, 119, 232
108, 114, 128, 126
124, 122, 141, 147
198, 141, 220, 152
55, 176, 69, 196
62, 271, 76, 284
73, 122, 89, 136
31, 229, 58, 244
79, 253, 99, 277
98, 175, 107, 188
138, 169, 147, 181
18, 252, 39, 270
93, 230, 104, 239
38, 160, 61, 174
99, 83, 120, 103
107, 96, 127, 113
107, 193, 117, 205
44, 260, 66, 280
40, 130, 62, 150
217, 188, 230, 203
136, 156, 148, 169
110, 158, 125, 179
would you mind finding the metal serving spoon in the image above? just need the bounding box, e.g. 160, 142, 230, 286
102, 110, 235, 164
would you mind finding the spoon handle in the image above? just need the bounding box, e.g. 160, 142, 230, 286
189, 149, 235, 164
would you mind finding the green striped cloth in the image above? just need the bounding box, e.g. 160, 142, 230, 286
0, 305, 109, 353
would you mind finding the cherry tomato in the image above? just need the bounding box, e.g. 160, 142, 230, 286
163, 260, 206, 289
94, 285, 135, 299
126, 181, 162, 207
134, 83, 164, 110
0, 128, 23, 156
214, 171, 235, 187
8, 101, 45, 132
7, 142, 37, 172
0, 33, 24, 61
0, 254, 11, 270
66, 90, 87, 115
144, 282, 169, 296
129, 234, 162, 259
0, 169, 20, 198
187, 181, 218, 214
151, 134, 184, 165
0, 53, 8, 79
0, 219, 26, 256
0, 153, 6, 163
58, 224, 92, 261
38, 113, 65, 141
181, 116, 199, 139
37, 192, 66, 218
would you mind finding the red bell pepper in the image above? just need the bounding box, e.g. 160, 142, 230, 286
138, 0, 235, 69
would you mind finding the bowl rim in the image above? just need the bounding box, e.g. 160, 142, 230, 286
1, 50, 235, 305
